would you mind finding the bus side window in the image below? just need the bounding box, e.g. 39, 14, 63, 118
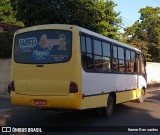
94, 39, 103, 71
137, 54, 146, 75
81, 36, 86, 53
81, 36, 93, 71
81, 36, 87, 69
125, 50, 131, 72
102, 42, 111, 71
131, 51, 136, 73
118, 47, 125, 72
125, 50, 137, 73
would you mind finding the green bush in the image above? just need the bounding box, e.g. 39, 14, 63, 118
0, 32, 14, 59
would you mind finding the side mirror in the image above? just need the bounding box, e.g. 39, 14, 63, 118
144, 60, 146, 67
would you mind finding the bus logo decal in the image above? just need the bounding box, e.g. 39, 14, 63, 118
19, 37, 37, 49
33, 50, 50, 58
39, 34, 66, 50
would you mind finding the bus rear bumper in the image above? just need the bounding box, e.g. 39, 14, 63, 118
10, 92, 80, 109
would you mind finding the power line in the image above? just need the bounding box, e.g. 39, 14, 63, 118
121, 16, 135, 24
121, 21, 132, 27
120, 21, 132, 28
118, 16, 135, 29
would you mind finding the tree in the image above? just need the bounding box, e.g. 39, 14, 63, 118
123, 6, 160, 62
0, 0, 23, 26
11, 0, 121, 39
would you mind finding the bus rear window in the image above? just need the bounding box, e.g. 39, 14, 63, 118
14, 30, 72, 64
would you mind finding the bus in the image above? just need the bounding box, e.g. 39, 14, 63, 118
8, 24, 147, 116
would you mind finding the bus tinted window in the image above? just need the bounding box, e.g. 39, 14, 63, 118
86, 37, 92, 53
81, 34, 138, 73
119, 60, 125, 72
113, 46, 117, 58
103, 42, 110, 57
81, 36, 93, 71
103, 57, 111, 71
102, 42, 111, 71
118, 47, 124, 60
95, 55, 103, 70
131, 51, 135, 62
94, 40, 102, 55
14, 30, 72, 64
86, 54, 93, 70
112, 59, 118, 71
81, 36, 85, 52
126, 50, 130, 60
125, 50, 136, 73
118, 47, 125, 72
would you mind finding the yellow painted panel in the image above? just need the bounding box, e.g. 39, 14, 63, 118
11, 25, 82, 109
15, 80, 70, 96
81, 94, 108, 109
11, 92, 81, 109
116, 89, 141, 104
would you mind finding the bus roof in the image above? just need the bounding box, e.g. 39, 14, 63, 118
16, 24, 141, 52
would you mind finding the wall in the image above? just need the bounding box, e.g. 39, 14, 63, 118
146, 62, 160, 85
0, 59, 11, 97
0, 59, 160, 97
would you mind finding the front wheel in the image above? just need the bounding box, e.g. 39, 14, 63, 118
137, 89, 145, 103
99, 95, 115, 117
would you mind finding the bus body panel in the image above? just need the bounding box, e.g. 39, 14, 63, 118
116, 89, 140, 104
14, 80, 70, 96
81, 89, 141, 109
82, 69, 137, 96
81, 69, 142, 109
81, 94, 108, 109
11, 92, 80, 109
138, 75, 147, 89
10, 24, 147, 111
11, 25, 82, 109
13, 65, 72, 96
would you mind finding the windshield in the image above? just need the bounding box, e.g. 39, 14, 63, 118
14, 30, 72, 64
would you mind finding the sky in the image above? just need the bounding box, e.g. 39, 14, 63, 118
113, 0, 160, 29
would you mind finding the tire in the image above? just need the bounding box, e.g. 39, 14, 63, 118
137, 89, 145, 103
99, 95, 115, 117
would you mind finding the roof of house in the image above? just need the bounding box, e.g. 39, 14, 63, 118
0, 22, 22, 32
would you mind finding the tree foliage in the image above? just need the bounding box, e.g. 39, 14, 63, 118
123, 6, 160, 62
0, 0, 23, 26
11, 0, 121, 39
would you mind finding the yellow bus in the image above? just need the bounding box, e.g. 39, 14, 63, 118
9, 24, 147, 116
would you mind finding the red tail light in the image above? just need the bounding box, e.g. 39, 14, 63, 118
69, 82, 78, 93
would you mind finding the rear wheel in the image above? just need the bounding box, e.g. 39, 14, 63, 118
137, 89, 145, 103
99, 95, 115, 117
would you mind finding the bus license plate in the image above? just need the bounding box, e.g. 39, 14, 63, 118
34, 99, 47, 105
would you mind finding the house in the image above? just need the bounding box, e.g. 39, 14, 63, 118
0, 22, 22, 32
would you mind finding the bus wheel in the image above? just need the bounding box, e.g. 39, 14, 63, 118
137, 89, 145, 103
99, 95, 115, 117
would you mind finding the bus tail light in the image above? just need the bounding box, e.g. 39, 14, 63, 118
8, 80, 15, 94
69, 82, 78, 93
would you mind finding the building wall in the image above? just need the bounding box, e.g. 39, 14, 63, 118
146, 62, 160, 84
0, 59, 11, 97
0, 59, 160, 97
